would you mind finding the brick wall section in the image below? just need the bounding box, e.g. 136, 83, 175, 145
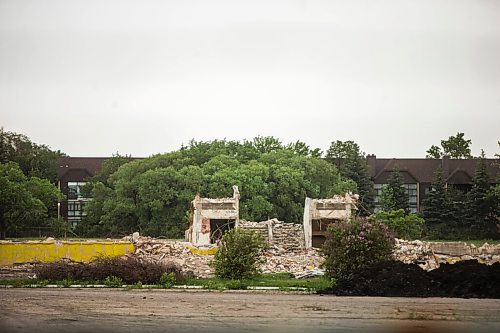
238, 219, 305, 252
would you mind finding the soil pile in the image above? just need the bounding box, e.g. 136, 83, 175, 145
321, 260, 500, 298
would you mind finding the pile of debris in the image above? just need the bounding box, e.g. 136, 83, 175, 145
261, 245, 323, 277
122, 234, 215, 278
393, 238, 500, 270
127, 233, 500, 278
126, 232, 323, 278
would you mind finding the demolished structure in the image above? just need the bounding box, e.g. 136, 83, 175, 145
186, 187, 360, 249
185, 186, 240, 246
303, 193, 359, 248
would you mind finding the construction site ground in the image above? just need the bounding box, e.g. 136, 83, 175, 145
1, 288, 499, 333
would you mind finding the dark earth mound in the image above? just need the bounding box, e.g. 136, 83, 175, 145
320, 260, 500, 298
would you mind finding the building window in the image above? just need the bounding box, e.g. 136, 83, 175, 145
67, 201, 86, 217
403, 184, 418, 213
67, 182, 87, 200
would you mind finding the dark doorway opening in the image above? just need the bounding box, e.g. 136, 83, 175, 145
311, 219, 339, 248
210, 219, 235, 243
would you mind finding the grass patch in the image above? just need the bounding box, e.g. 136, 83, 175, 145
0, 272, 333, 291
183, 273, 333, 291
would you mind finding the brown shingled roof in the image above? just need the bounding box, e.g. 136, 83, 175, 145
372, 158, 499, 184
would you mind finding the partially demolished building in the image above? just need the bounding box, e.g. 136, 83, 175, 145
303, 193, 359, 248
185, 186, 240, 246
186, 186, 359, 249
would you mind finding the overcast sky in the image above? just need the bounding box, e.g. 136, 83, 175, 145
1, 0, 499, 158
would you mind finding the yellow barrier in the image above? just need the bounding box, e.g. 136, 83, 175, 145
186, 245, 218, 255
0, 241, 135, 266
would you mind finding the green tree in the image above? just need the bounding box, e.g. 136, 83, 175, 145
325, 140, 375, 215
384, 166, 408, 212
423, 167, 453, 225
465, 151, 497, 237
370, 209, 424, 240
0, 162, 63, 238
94, 153, 135, 185
80, 138, 355, 237
379, 185, 395, 212
0, 127, 64, 182
426, 145, 442, 159
426, 132, 472, 159
252, 136, 283, 154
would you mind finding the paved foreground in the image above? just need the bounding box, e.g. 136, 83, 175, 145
0, 289, 499, 333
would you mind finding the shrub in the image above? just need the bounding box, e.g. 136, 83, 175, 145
212, 228, 266, 279
224, 279, 248, 290
369, 209, 424, 240
104, 276, 124, 287
34, 257, 184, 284
159, 272, 176, 288
322, 219, 395, 279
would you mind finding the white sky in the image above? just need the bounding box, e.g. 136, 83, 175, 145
1, 0, 499, 158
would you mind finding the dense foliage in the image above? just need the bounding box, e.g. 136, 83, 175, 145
370, 209, 424, 240
325, 140, 375, 216
379, 166, 408, 212
426, 132, 473, 159
423, 153, 499, 239
0, 162, 63, 238
212, 228, 267, 279
77, 137, 356, 237
0, 127, 64, 183
322, 219, 395, 279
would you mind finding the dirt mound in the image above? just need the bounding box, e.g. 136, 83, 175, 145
320, 260, 500, 298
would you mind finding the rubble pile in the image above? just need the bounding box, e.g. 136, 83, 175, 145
127, 232, 322, 278
128, 233, 500, 278
261, 245, 323, 276
393, 238, 500, 270
122, 234, 215, 278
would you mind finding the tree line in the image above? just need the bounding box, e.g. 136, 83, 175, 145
1, 128, 498, 240
0, 128, 64, 238
77, 138, 356, 237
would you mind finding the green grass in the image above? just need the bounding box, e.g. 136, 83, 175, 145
182, 273, 333, 291
0, 273, 334, 291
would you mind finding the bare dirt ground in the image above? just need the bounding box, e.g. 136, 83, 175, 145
1, 289, 499, 333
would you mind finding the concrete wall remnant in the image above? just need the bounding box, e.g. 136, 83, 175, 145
303, 193, 359, 248
186, 186, 240, 246
238, 218, 305, 252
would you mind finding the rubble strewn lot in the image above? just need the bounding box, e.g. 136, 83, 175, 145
126, 235, 500, 278
124, 235, 323, 278
1, 235, 499, 280
394, 238, 500, 270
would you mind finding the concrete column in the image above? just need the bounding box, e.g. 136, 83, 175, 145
267, 220, 274, 244
303, 197, 312, 249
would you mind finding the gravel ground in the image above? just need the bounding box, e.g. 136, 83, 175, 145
1, 289, 499, 333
